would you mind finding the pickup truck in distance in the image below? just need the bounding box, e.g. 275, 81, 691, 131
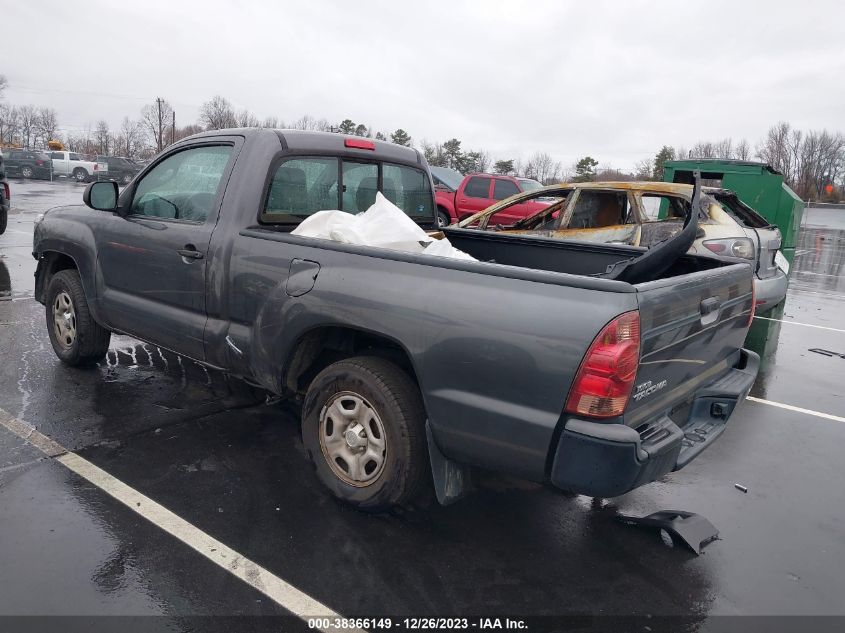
49, 150, 98, 182
435, 171, 548, 227
33, 128, 759, 512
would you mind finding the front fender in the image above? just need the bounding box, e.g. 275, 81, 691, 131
34, 211, 104, 322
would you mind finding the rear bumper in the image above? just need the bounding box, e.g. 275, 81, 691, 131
754, 269, 788, 313
549, 348, 759, 498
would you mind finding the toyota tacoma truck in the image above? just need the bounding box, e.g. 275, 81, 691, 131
32, 128, 759, 511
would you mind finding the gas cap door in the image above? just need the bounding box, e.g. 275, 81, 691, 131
286, 259, 321, 297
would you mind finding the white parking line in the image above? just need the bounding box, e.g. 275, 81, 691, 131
754, 316, 845, 334
747, 397, 845, 424
0, 407, 352, 630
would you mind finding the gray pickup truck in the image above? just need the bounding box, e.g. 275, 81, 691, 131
32, 128, 759, 511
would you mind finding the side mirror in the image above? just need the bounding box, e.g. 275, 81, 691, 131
83, 181, 119, 211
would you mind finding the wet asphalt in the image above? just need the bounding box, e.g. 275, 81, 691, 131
1, 179, 845, 631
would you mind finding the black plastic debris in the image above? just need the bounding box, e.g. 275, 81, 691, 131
809, 348, 845, 359
617, 510, 719, 555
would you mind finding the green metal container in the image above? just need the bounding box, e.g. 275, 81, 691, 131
662, 159, 805, 251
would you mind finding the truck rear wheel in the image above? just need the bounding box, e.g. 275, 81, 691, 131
45, 269, 111, 365
72, 168, 87, 182
302, 356, 428, 511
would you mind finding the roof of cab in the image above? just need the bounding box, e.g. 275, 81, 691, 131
177, 127, 424, 166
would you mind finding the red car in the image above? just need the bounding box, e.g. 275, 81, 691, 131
431, 167, 548, 227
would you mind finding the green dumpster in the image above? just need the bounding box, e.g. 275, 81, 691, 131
662, 159, 805, 254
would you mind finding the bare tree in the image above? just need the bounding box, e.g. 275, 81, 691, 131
634, 158, 653, 180
141, 98, 175, 152
18, 105, 38, 148
237, 109, 259, 128
262, 116, 282, 128
0, 103, 20, 145
36, 107, 59, 146
116, 117, 143, 157
199, 95, 237, 130
736, 138, 751, 160
0, 74, 7, 99
525, 151, 561, 184
292, 115, 317, 131
94, 120, 111, 154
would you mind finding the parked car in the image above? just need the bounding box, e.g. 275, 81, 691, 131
435, 172, 547, 227
459, 181, 788, 312
49, 150, 98, 182
0, 151, 9, 234
33, 128, 758, 512
95, 155, 142, 184
3, 148, 53, 180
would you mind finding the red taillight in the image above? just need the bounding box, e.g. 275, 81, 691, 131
565, 311, 640, 419
2, 182, 9, 201
344, 138, 375, 150
35, 159, 44, 166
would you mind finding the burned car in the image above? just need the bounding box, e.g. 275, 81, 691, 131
457, 182, 788, 312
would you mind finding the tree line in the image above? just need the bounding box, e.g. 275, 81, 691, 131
0, 76, 841, 200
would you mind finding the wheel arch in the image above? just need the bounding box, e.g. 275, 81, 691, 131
35, 251, 80, 304
282, 324, 422, 398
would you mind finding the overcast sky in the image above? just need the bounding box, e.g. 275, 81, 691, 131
4, 0, 844, 170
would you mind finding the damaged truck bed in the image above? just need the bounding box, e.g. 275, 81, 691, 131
33, 128, 758, 510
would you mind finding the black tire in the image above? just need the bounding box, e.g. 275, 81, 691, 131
436, 208, 451, 228
21, 165, 34, 179
0, 208, 6, 235
45, 269, 111, 365
302, 356, 428, 512
72, 168, 87, 182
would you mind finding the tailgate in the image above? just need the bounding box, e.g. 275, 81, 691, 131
625, 261, 753, 428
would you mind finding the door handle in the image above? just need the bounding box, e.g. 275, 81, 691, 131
177, 246, 203, 260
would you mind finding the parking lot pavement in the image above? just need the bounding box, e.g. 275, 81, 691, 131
2, 179, 845, 629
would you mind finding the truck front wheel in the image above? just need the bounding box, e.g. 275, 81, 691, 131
302, 356, 428, 511
45, 269, 111, 365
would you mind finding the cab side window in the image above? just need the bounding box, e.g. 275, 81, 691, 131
464, 176, 491, 199
129, 145, 232, 222
493, 179, 520, 200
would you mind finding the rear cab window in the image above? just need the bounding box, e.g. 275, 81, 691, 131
262, 156, 433, 224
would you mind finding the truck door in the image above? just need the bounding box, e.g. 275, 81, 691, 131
50, 151, 66, 176
96, 141, 239, 360
488, 178, 525, 224
457, 176, 493, 221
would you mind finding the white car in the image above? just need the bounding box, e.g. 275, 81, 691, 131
48, 150, 98, 182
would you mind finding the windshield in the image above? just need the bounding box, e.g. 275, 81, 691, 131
430, 167, 463, 191
518, 179, 542, 191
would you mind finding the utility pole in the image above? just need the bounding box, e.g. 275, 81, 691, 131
156, 97, 163, 152
172, 111, 176, 146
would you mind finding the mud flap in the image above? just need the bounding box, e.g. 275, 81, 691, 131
426, 421, 471, 506
616, 510, 719, 555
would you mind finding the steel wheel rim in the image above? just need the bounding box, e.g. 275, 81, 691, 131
75, 171, 84, 181
52, 291, 76, 349
22, 167, 32, 177
319, 391, 387, 487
